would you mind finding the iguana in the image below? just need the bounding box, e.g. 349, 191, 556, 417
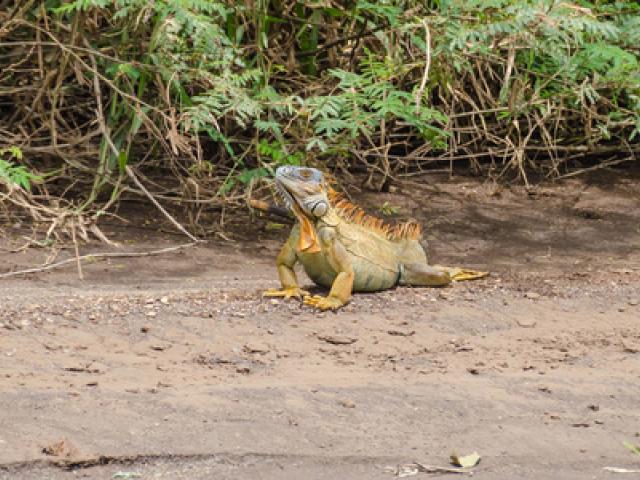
263, 166, 487, 310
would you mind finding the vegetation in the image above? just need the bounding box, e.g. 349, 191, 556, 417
1, 0, 639, 237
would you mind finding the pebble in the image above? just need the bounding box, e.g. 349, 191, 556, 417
338, 399, 356, 408
525, 292, 540, 300
629, 299, 639, 306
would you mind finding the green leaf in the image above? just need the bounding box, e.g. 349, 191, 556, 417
117, 152, 128, 172
237, 167, 269, 185
624, 442, 640, 457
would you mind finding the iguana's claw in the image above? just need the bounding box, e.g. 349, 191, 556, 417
303, 295, 344, 311
263, 287, 309, 300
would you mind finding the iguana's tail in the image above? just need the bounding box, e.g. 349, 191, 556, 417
435, 266, 489, 282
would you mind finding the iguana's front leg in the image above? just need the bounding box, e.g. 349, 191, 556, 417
263, 238, 309, 299
304, 228, 354, 311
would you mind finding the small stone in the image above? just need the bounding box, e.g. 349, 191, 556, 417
628, 299, 639, 306
587, 404, 600, 411
270, 299, 279, 305
160, 296, 169, 305
339, 399, 356, 408
146, 311, 157, 318
525, 292, 540, 300
140, 325, 151, 333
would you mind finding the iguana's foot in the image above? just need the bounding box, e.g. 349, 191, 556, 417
263, 287, 309, 300
303, 295, 345, 311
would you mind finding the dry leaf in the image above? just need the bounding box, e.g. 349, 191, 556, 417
450, 451, 481, 468
603, 467, 640, 474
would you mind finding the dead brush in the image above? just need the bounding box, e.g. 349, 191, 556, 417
0, 0, 638, 247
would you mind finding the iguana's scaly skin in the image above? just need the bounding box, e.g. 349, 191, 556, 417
264, 166, 486, 310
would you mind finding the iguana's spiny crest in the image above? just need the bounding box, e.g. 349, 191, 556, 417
275, 166, 421, 253
327, 189, 421, 241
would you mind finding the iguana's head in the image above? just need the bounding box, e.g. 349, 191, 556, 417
275, 166, 329, 253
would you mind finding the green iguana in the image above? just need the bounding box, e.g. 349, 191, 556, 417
263, 166, 487, 310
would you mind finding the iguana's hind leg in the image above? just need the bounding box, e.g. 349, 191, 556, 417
263, 240, 309, 299
400, 263, 452, 287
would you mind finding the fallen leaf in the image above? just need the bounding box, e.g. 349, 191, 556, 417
450, 452, 481, 468
624, 442, 640, 456
517, 319, 537, 328
395, 462, 473, 477
603, 467, 640, 474
113, 472, 143, 479
42, 438, 79, 459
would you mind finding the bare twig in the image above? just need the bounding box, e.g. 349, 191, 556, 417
86, 51, 200, 243
70, 223, 83, 280
556, 156, 635, 179
0, 243, 197, 279
414, 19, 431, 113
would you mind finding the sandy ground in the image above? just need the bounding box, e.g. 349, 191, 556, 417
1, 170, 639, 479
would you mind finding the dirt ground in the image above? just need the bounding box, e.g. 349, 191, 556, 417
1, 170, 639, 479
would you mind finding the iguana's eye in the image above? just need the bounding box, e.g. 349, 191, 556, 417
300, 169, 312, 179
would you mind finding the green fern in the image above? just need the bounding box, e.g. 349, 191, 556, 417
0, 148, 41, 191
